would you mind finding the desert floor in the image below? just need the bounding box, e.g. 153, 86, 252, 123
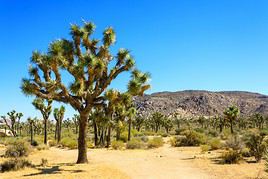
0, 138, 266, 179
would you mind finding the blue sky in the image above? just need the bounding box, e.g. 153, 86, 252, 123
1, 0, 268, 120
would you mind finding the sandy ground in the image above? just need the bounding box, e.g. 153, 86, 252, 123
0, 139, 267, 179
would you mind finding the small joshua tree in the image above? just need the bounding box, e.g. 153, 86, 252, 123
53, 106, 65, 143
1, 110, 23, 137
223, 105, 240, 134
32, 98, 52, 144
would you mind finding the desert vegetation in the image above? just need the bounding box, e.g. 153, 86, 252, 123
0, 21, 267, 179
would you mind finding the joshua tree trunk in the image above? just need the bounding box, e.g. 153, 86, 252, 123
116, 127, 120, 141
44, 118, 48, 144
106, 126, 111, 147
55, 122, 58, 141
30, 122, 33, 145
230, 120, 234, 134
93, 118, 98, 146
77, 113, 88, 164
128, 119, 131, 141
58, 120, 62, 143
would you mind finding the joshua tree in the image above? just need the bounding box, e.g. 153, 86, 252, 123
127, 107, 136, 141
104, 89, 120, 147
72, 114, 80, 134
133, 115, 145, 132
150, 112, 165, 133
1, 110, 23, 137
162, 117, 173, 134
252, 113, 264, 129
27, 117, 34, 145
21, 21, 150, 163
54, 106, 65, 143
32, 98, 52, 144
223, 105, 240, 134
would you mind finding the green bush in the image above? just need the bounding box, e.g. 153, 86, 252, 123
244, 130, 267, 162
147, 137, 164, 148
36, 144, 49, 151
111, 140, 125, 150
60, 138, 77, 149
206, 129, 219, 137
241, 147, 251, 157
225, 135, 244, 151
49, 139, 57, 147
30, 140, 38, 146
201, 145, 211, 153
175, 128, 187, 135
87, 140, 94, 148
126, 138, 145, 149
209, 138, 222, 150
119, 131, 128, 142
221, 149, 242, 164
220, 129, 231, 140
5, 141, 31, 158
161, 133, 169, 137
139, 136, 149, 143
143, 131, 156, 136
0, 158, 32, 172
179, 130, 207, 146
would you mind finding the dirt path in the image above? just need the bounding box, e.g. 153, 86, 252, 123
0, 141, 266, 178
89, 143, 210, 179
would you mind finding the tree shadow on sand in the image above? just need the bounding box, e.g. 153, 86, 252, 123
23, 163, 85, 177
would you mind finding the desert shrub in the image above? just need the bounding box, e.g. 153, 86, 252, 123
241, 147, 251, 157
170, 137, 177, 147
49, 139, 57, 147
221, 149, 242, 164
175, 128, 187, 135
179, 130, 207, 146
5, 141, 31, 157
40, 158, 48, 167
206, 129, 219, 137
30, 140, 38, 146
220, 129, 231, 140
132, 129, 141, 137
60, 138, 77, 149
209, 138, 222, 150
244, 130, 267, 162
87, 140, 94, 148
111, 140, 125, 150
225, 135, 244, 151
119, 131, 128, 142
143, 130, 156, 136
139, 136, 149, 143
126, 138, 145, 149
201, 145, 211, 153
194, 128, 205, 134
37, 144, 49, 151
161, 133, 169, 137
0, 158, 32, 172
147, 137, 164, 148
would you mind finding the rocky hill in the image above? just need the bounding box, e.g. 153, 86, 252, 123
135, 90, 268, 118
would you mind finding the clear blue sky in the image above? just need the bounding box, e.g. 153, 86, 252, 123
1, 0, 268, 120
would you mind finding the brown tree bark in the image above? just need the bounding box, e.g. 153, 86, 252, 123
77, 113, 88, 163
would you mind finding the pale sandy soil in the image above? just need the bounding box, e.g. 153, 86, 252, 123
0, 139, 267, 179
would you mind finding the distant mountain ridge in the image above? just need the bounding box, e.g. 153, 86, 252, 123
135, 90, 268, 117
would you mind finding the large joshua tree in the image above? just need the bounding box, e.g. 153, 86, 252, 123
21, 21, 150, 163
223, 105, 240, 134
32, 98, 52, 144
53, 106, 65, 143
